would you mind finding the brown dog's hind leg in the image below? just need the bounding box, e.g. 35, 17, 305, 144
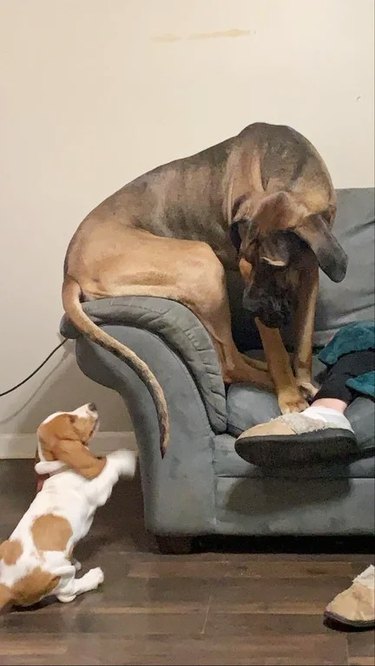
76, 227, 274, 390
240, 355, 268, 372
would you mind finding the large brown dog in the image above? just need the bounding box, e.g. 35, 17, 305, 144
62, 122, 348, 456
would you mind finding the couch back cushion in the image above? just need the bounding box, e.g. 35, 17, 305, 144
227, 188, 375, 351
314, 187, 374, 346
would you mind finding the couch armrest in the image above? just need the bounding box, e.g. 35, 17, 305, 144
61, 314, 222, 535
60, 296, 226, 433
73, 327, 217, 535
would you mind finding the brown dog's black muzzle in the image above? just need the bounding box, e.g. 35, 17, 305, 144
241, 255, 294, 328
242, 284, 292, 329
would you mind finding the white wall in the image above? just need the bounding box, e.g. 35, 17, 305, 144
0, 0, 374, 440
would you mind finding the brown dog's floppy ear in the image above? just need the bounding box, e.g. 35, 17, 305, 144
230, 194, 254, 252
229, 221, 242, 252
293, 214, 348, 282
53, 439, 105, 480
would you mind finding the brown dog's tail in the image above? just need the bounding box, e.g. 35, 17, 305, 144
62, 276, 169, 456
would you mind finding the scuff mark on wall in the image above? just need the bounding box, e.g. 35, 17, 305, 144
152, 28, 251, 43
188, 29, 251, 40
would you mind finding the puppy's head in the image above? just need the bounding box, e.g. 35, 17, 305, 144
37, 403, 99, 453
36, 403, 100, 475
230, 191, 348, 328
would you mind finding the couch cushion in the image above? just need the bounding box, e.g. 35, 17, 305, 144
214, 434, 375, 479
214, 475, 374, 536
314, 188, 375, 347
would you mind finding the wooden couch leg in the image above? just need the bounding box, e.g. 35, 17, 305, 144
155, 536, 194, 554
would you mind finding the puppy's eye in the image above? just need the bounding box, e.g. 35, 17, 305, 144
68, 415, 76, 423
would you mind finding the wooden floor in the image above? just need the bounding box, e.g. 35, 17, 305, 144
0, 460, 374, 666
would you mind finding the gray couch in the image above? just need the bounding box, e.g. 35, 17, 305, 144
61, 188, 375, 552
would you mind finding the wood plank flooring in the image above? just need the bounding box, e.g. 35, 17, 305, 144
0, 460, 374, 665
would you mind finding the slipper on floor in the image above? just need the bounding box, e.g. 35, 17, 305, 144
324, 565, 375, 630
234, 413, 359, 467
324, 609, 375, 630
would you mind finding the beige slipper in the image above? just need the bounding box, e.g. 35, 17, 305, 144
235, 413, 358, 467
324, 565, 375, 629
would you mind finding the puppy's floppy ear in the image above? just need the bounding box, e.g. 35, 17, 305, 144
53, 439, 105, 479
293, 214, 348, 282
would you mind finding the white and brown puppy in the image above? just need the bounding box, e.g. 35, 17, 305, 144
0, 403, 136, 612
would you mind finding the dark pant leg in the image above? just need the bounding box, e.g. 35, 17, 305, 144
315, 350, 375, 403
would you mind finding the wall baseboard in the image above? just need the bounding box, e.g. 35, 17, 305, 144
0, 431, 137, 459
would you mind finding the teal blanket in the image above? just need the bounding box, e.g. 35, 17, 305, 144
318, 321, 375, 399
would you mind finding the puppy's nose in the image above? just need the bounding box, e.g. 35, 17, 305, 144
87, 402, 97, 413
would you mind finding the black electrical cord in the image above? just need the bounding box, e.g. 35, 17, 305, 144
0, 338, 68, 397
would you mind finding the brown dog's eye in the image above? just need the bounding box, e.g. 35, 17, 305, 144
68, 415, 76, 423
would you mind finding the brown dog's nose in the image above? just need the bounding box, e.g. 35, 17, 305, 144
88, 402, 97, 412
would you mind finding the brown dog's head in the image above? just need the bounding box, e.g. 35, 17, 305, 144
230, 191, 348, 328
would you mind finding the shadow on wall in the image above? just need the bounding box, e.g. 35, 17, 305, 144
0, 340, 130, 437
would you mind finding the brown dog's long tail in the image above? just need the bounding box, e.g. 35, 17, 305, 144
62, 276, 169, 456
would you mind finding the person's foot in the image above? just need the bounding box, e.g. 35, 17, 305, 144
235, 406, 359, 467
324, 565, 375, 629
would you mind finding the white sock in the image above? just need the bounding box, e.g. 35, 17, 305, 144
354, 565, 375, 590
302, 406, 354, 432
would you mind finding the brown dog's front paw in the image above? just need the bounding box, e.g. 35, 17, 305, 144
278, 391, 308, 414
297, 381, 318, 402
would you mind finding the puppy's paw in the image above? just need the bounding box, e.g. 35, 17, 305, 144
57, 593, 76, 603
107, 450, 137, 477
72, 558, 82, 572
88, 567, 104, 587
278, 391, 308, 414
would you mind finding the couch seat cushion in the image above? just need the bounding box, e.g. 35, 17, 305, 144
227, 355, 325, 433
